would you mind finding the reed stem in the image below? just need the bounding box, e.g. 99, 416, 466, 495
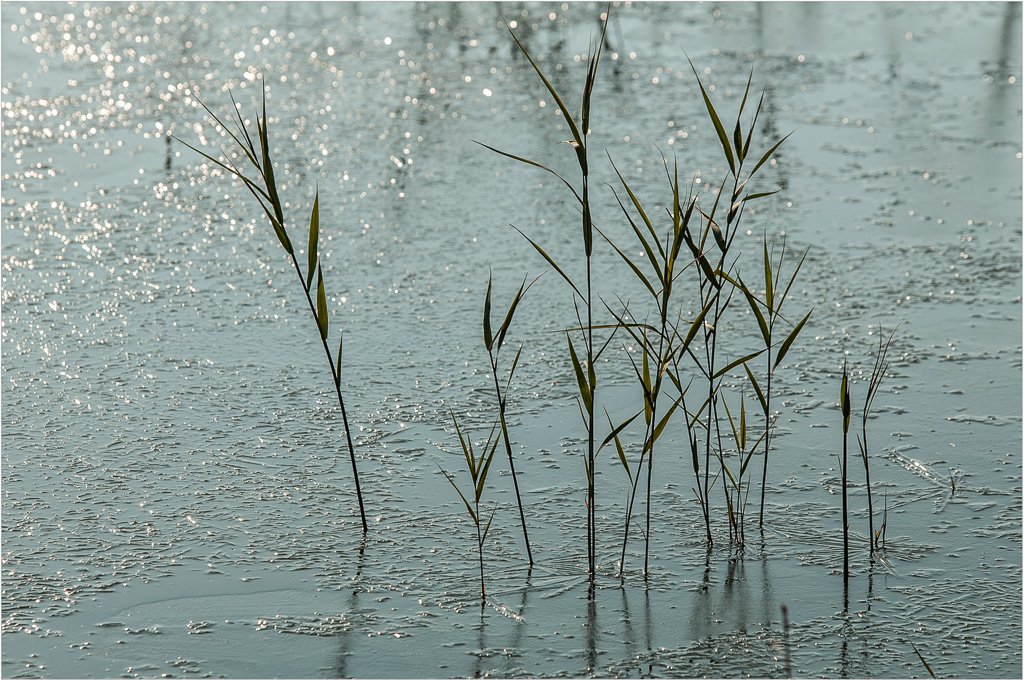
289, 252, 367, 534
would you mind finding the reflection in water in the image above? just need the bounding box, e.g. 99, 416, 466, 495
781, 603, 793, 678
333, 544, 367, 678
585, 586, 597, 673
985, 2, 1022, 134
472, 605, 485, 679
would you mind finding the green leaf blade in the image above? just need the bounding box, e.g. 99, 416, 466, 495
315, 265, 329, 341
306, 191, 320, 289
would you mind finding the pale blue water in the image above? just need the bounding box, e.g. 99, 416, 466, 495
2, 2, 1021, 677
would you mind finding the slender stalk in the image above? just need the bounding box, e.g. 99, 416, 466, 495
287, 252, 367, 534
586, 230, 595, 578
861, 324, 898, 555
488, 354, 532, 565
759, 356, 772, 527
840, 358, 852, 580
476, 501, 485, 600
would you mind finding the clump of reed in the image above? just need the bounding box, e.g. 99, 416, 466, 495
600, 151, 712, 571
177, 86, 367, 534
836, 325, 899, 578
482, 8, 815, 569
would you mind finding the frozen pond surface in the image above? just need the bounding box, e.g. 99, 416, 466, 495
2, 1, 1021, 678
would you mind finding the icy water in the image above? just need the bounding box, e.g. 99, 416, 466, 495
2, 1, 1021, 678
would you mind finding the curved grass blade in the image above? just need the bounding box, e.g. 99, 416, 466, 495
749, 131, 794, 178
481, 502, 499, 542
597, 225, 658, 299
483, 272, 494, 351
744, 189, 781, 203
440, 465, 478, 523
713, 349, 765, 380
688, 58, 735, 175
763, 238, 774, 313
607, 154, 666, 261
567, 334, 593, 413
602, 408, 640, 480
777, 247, 810, 316
773, 309, 812, 370
743, 362, 767, 415
513, 226, 583, 299
474, 141, 583, 205
307, 190, 320, 289
651, 394, 684, 444
315, 265, 328, 341
503, 17, 585, 152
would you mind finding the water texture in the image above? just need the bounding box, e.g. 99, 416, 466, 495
2, 2, 1021, 678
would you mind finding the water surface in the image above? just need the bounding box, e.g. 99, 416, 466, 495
2, 2, 1021, 678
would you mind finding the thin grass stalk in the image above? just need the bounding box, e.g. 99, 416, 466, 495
288, 249, 368, 534
441, 411, 500, 604
861, 324, 898, 555
490, 362, 532, 565
840, 358, 852, 580
483, 273, 540, 566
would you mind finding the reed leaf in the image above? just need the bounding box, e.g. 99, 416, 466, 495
713, 349, 765, 379
473, 141, 583, 205
773, 309, 812, 370
567, 334, 593, 413
440, 465, 478, 523
749, 131, 794, 178
513, 227, 583, 299
743, 189, 781, 202
651, 394, 684, 444
743, 362, 768, 415
777, 247, 810, 316
503, 16, 585, 153
483, 273, 494, 351
315, 265, 328, 341
607, 154, 666, 261
688, 59, 736, 175
306, 191, 320, 289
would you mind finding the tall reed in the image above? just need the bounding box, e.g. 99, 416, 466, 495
176, 87, 367, 533
440, 411, 500, 603
477, 9, 610, 578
